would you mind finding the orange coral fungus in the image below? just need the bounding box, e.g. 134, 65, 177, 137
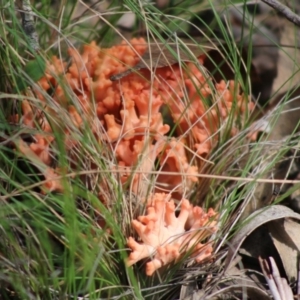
14, 37, 252, 194
127, 193, 217, 276
14, 138, 63, 193
154, 138, 198, 193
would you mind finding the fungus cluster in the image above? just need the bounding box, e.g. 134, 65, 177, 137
127, 193, 217, 276
12, 38, 252, 274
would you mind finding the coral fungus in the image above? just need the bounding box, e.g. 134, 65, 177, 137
14, 37, 252, 195
127, 193, 217, 276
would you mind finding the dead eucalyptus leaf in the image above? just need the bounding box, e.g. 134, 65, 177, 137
110, 39, 218, 81
268, 218, 300, 282
225, 205, 300, 272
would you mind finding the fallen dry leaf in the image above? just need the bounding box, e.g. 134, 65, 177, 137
268, 218, 300, 282
224, 205, 300, 271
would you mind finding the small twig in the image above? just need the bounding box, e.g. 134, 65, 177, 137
261, 0, 300, 27
16, 0, 40, 52
259, 257, 282, 300
259, 256, 294, 300
269, 257, 286, 300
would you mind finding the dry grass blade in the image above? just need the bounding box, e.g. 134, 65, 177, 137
205, 284, 270, 300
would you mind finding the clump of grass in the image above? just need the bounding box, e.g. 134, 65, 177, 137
1, 0, 299, 299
